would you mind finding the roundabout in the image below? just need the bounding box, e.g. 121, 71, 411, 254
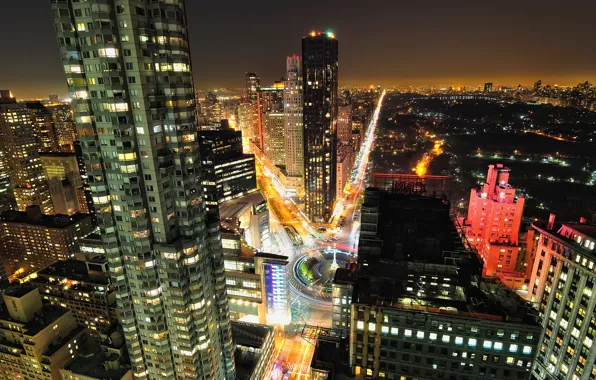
291, 248, 354, 299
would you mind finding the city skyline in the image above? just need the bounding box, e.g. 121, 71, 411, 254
3, 0, 596, 98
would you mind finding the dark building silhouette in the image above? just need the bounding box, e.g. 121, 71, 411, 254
302, 31, 339, 222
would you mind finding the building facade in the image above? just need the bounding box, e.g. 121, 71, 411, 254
349, 188, 540, 380
245, 72, 260, 104
256, 83, 284, 150
464, 164, 525, 277
237, 102, 258, 142
198, 128, 257, 211
50, 1, 235, 378
527, 216, 596, 380
263, 112, 285, 167
221, 231, 290, 325
25, 101, 59, 152
219, 191, 270, 251
0, 287, 88, 380
302, 32, 339, 222
336, 144, 354, 200
0, 206, 94, 277
337, 105, 353, 144
284, 56, 304, 181
0, 90, 53, 214
29, 256, 118, 339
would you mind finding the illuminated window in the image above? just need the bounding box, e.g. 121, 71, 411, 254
455, 337, 463, 345
390, 327, 398, 335
429, 333, 437, 341
368, 323, 375, 332
494, 342, 503, 350
381, 326, 389, 334
509, 344, 518, 353
416, 331, 425, 339
356, 321, 364, 330
442, 335, 450, 343
404, 329, 412, 337
483, 340, 492, 349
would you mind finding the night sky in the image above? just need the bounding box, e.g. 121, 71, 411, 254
1, 0, 596, 98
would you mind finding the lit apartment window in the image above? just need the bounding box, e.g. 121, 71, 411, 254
483, 340, 492, 349
468, 338, 477, 347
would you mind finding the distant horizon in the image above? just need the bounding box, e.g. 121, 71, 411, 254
12, 74, 596, 100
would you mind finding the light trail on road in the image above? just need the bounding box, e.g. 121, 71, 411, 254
331, 90, 386, 231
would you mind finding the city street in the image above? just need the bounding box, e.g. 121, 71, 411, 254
263, 91, 386, 379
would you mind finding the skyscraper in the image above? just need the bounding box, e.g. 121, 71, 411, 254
284, 55, 304, 182
263, 112, 285, 166
245, 72, 260, 103
50, 1, 235, 379
302, 31, 339, 222
256, 81, 284, 150
0, 90, 54, 214
464, 164, 525, 277
25, 101, 59, 152
526, 215, 596, 380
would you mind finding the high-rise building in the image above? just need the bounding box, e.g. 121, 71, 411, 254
337, 105, 353, 145
263, 112, 285, 166
463, 164, 525, 277
348, 187, 540, 380
40, 152, 89, 214
0, 147, 15, 213
284, 56, 304, 180
256, 82, 284, 149
48, 104, 78, 151
0, 90, 54, 214
198, 128, 257, 211
336, 144, 353, 200
25, 101, 59, 152
73, 141, 95, 217
0, 286, 88, 380
0, 206, 94, 277
237, 102, 259, 143
302, 31, 339, 222
40, 152, 80, 180
204, 91, 222, 124
484, 82, 493, 93
50, 1, 235, 378
245, 72, 260, 103
49, 94, 60, 104
526, 215, 596, 380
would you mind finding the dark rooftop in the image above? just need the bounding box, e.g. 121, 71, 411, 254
64, 345, 130, 380
232, 322, 273, 380
3, 285, 37, 299
354, 189, 537, 326
39, 151, 77, 158
35, 259, 109, 286
0, 303, 70, 336
0, 209, 91, 228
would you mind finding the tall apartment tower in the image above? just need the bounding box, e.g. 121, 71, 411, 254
0, 90, 54, 214
50, 2, 235, 379
284, 56, 304, 181
245, 72, 260, 103
302, 32, 339, 222
526, 216, 596, 380
464, 164, 525, 277
25, 101, 59, 152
